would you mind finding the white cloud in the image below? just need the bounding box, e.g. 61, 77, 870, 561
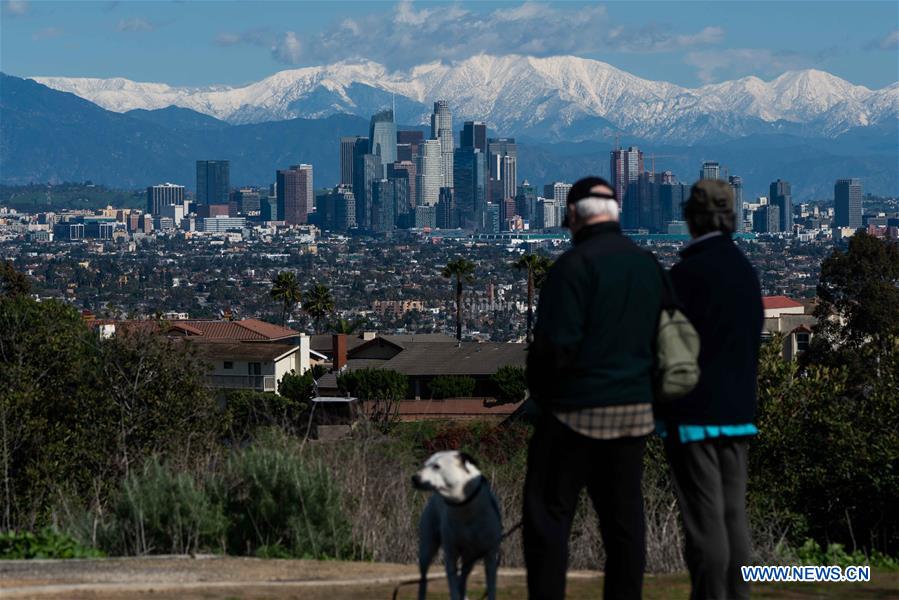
877, 29, 898, 50
685, 48, 810, 83
116, 17, 173, 33
32, 26, 62, 41
215, 1, 722, 68
273, 31, 302, 64
2, 0, 28, 16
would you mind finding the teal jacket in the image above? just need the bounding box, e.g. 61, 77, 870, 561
526, 222, 663, 410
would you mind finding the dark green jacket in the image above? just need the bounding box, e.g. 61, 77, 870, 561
526, 222, 662, 410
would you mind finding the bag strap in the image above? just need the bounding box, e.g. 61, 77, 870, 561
646, 251, 679, 311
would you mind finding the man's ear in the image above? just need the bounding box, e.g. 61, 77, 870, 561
458, 452, 479, 472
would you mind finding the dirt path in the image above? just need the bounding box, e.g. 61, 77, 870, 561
2, 557, 896, 599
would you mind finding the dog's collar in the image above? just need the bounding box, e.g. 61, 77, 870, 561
443, 476, 487, 507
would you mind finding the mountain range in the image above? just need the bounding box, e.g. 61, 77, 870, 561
32, 55, 899, 144
2, 55, 897, 200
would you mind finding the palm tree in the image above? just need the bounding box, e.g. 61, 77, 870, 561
302, 283, 335, 332
441, 257, 476, 341
333, 317, 362, 334
270, 271, 302, 326
514, 253, 553, 342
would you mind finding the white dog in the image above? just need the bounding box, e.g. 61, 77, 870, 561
412, 450, 502, 600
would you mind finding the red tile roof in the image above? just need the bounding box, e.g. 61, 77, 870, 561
763, 296, 804, 310
181, 319, 297, 341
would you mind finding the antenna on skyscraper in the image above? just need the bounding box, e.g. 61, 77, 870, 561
392, 91, 396, 119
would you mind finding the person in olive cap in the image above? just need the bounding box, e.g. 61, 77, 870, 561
524, 176, 663, 600
658, 179, 763, 600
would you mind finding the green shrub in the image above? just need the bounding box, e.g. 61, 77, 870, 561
780, 539, 899, 570
0, 528, 104, 559
112, 459, 226, 555
491, 365, 527, 404
338, 368, 408, 401
338, 368, 408, 432
214, 432, 356, 559
427, 375, 475, 399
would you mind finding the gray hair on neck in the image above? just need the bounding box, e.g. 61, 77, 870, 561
575, 197, 620, 221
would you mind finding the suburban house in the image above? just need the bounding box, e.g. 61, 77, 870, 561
85, 314, 317, 394
762, 296, 817, 361
314, 332, 527, 421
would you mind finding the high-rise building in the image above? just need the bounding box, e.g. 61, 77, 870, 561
453, 147, 487, 227
536, 198, 559, 230
261, 195, 279, 221
387, 161, 417, 213
353, 152, 382, 230
371, 179, 397, 233
753, 204, 781, 234
436, 187, 456, 229
461, 121, 487, 153
339, 137, 360, 186
417, 139, 443, 207
659, 181, 688, 227
769, 179, 793, 233
397, 130, 424, 160
431, 101, 454, 188
487, 138, 517, 180
146, 183, 185, 215
232, 188, 261, 216
317, 185, 356, 231
369, 110, 397, 177
834, 178, 863, 229
543, 182, 572, 205
729, 175, 744, 232
610, 146, 643, 223
516, 181, 538, 224
196, 160, 230, 205
276, 164, 314, 225
414, 205, 437, 229
500, 155, 517, 202
700, 161, 721, 181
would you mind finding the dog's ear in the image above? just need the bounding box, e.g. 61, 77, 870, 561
458, 452, 479, 472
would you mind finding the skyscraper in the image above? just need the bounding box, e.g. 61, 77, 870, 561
417, 139, 442, 207
700, 161, 721, 181
834, 178, 863, 229
387, 161, 416, 214
436, 187, 457, 229
487, 138, 517, 180
397, 130, 424, 160
371, 179, 397, 233
610, 146, 643, 225
453, 147, 487, 227
769, 179, 793, 233
729, 175, 744, 232
353, 153, 382, 230
500, 154, 517, 202
339, 137, 360, 186
276, 164, 313, 225
318, 185, 356, 231
461, 121, 487, 153
753, 204, 780, 234
196, 160, 230, 205
659, 180, 688, 226
431, 101, 454, 188
369, 110, 397, 177
146, 183, 185, 216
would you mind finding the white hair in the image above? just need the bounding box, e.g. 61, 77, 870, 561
574, 197, 620, 221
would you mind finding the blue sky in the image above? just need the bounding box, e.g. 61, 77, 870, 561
1, 1, 896, 88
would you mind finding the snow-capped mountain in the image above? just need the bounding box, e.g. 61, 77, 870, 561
32, 55, 898, 143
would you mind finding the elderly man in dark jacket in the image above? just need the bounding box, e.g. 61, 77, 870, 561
658, 180, 763, 600
524, 177, 663, 600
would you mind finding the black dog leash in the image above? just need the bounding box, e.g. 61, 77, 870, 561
390, 519, 523, 600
